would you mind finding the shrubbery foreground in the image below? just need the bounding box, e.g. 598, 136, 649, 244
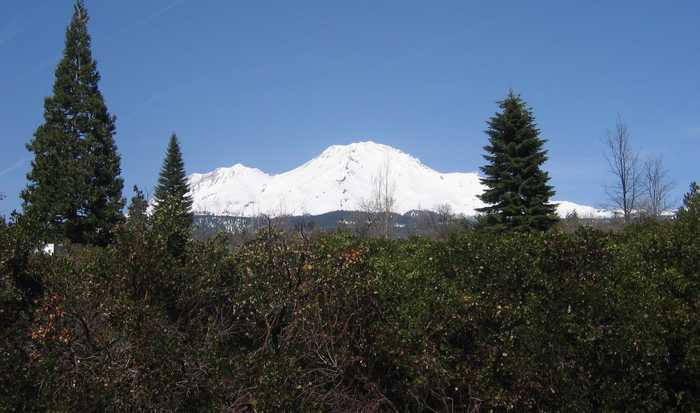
2, 214, 699, 412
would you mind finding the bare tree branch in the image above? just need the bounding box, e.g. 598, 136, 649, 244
358, 158, 396, 238
604, 115, 642, 223
641, 155, 674, 218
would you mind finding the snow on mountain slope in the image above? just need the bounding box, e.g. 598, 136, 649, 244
554, 201, 613, 219
187, 141, 607, 218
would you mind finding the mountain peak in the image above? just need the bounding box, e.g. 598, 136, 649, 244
318, 141, 409, 159
187, 141, 605, 218
311, 141, 425, 173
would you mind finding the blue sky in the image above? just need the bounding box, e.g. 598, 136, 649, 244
1, 0, 698, 214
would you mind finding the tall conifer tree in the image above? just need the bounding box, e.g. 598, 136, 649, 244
22, 0, 124, 245
677, 181, 700, 221
477, 90, 558, 232
152, 134, 193, 256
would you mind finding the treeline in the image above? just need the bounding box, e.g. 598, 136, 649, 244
2, 202, 700, 411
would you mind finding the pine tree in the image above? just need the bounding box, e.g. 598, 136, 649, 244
152, 134, 193, 256
477, 90, 558, 232
21, 0, 124, 245
677, 181, 700, 220
127, 185, 148, 230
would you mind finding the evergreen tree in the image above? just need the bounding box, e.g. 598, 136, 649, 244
477, 90, 558, 232
152, 134, 193, 256
21, 0, 124, 245
127, 185, 148, 230
677, 181, 700, 220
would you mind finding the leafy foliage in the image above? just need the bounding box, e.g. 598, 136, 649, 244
2, 215, 700, 411
0, 213, 43, 411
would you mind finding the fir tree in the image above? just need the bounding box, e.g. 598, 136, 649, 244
677, 181, 700, 220
21, 0, 124, 245
477, 90, 558, 232
152, 134, 193, 256
127, 185, 148, 230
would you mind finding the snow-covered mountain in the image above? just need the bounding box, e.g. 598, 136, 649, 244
187, 141, 610, 218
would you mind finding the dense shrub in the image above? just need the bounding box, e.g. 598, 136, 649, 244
2, 216, 699, 411
0, 213, 43, 411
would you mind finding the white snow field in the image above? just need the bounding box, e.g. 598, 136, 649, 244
187, 141, 609, 218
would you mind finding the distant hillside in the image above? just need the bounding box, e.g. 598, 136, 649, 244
193, 210, 472, 239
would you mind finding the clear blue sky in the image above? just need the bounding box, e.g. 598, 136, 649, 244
1, 0, 698, 214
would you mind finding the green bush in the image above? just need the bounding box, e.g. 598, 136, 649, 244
2, 218, 699, 411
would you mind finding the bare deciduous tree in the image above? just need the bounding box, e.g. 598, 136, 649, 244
376, 160, 396, 239
434, 203, 454, 239
413, 203, 456, 239
641, 155, 673, 218
358, 159, 396, 238
604, 116, 642, 223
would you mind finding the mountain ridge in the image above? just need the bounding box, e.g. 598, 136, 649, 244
187, 141, 610, 218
